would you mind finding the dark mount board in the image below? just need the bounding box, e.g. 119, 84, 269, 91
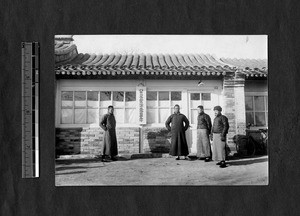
1, 0, 299, 216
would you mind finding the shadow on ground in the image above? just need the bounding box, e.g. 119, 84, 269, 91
55, 165, 104, 171
56, 171, 87, 175
227, 157, 268, 166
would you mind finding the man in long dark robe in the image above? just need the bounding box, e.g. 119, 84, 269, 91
211, 106, 229, 168
99, 106, 118, 162
196, 105, 212, 162
165, 104, 190, 160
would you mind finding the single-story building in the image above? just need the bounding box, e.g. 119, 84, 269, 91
55, 36, 268, 156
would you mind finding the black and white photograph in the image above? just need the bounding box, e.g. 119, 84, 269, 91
54, 35, 268, 186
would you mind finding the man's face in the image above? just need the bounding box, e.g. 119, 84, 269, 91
198, 108, 204, 114
174, 106, 180, 113
214, 110, 221, 116
108, 107, 114, 114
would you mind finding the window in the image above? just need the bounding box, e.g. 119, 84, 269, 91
189, 92, 212, 124
146, 91, 182, 124
60, 90, 136, 125
245, 95, 268, 127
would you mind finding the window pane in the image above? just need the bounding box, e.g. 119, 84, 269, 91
113, 91, 124, 101
147, 100, 157, 108
159, 100, 169, 107
125, 92, 136, 101
74, 91, 86, 107
87, 91, 99, 107
125, 108, 136, 123
266, 96, 268, 111
87, 109, 98, 124
246, 112, 254, 126
74, 109, 86, 124
255, 112, 266, 126
74, 91, 86, 100
254, 96, 265, 111
61, 91, 73, 100
201, 93, 211, 101
245, 96, 253, 111
171, 91, 181, 101
100, 91, 111, 101
147, 108, 157, 124
113, 92, 124, 107
191, 93, 200, 100
61, 109, 73, 124
159, 108, 170, 123
61, 91, 73, 108
159, 91, 169, 100
147, 91, 157, 101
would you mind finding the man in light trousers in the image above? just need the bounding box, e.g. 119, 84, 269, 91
211, 106, 229, 168
196, 105, 212, 162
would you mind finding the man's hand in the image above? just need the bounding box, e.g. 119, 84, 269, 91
210, 134, 213, 141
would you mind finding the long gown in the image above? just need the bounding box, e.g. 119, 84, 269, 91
100, 113, 118, 157
165, 113, 190, 156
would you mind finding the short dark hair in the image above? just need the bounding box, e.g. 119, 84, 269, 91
197, 105, 204, 109
174, 104, 180, 108
213, 106, 222, 111
108, 105, 114, 109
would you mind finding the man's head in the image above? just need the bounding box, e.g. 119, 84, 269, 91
197, 105, 204, 114
108, 105, 114, 114
213, 106, 222, 116
174, 104, 180, 113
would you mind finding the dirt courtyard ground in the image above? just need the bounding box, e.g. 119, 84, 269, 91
55, 155, 268, 186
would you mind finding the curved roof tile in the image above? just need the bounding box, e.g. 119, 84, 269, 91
55, 51, 267, 77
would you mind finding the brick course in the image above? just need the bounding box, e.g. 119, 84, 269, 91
142, 127, 171, 153
56, 127, 140, 155
223, 72, 247, 155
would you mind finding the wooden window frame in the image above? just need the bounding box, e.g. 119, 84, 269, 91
245, 92, 268, 129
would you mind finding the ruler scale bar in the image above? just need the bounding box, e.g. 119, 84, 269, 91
22, 42, 40, 178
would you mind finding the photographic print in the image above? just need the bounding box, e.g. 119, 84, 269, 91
54, 35, 268, 186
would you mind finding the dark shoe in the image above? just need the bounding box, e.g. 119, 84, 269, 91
219, 161, 226, 168
111, 157, 118, 161
205, 157, 210, 162
216, 161, 221, 165
175, 157, 180, 160
101, 158, 109, 162
185, 157, 192, 161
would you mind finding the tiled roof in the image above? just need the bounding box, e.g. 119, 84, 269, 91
54, 43, 268, 78
55, 53, 237, 76
55, 41, 78, 63
220, 58, 267, 77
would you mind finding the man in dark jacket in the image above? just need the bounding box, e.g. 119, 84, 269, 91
99, 105, 118, 162
211, 106, 229, 168
165, 104, 190, 160
196, 105, 212, 162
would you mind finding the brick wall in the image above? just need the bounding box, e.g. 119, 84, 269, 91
223, 72, 246, 155
116, 127, 140, 154
142, 127, 171, 153
56, 127, 140, 155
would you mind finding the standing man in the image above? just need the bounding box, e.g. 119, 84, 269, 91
211, 106, 229, 168
196, 105, 212, 162
99, 105, 118, 162
165, 104, 190, 160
